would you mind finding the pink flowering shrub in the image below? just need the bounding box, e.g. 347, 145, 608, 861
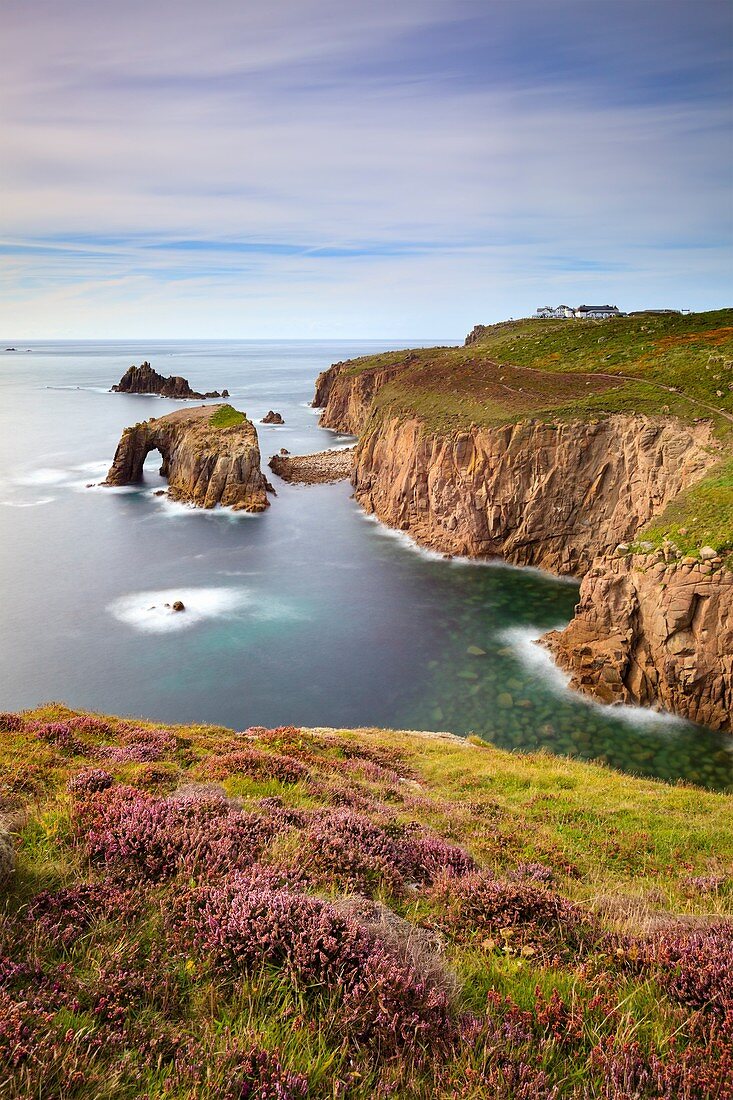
507, 862, 556, 885
67, 768, 114, 795
0, 713, 24, 733
201, 747, 308, 785
27, 882, 136, 947
173, 875, 455, 1054
99, 727, 177, 763
31, 721, 92, 756
301, 809, 476, 895
430, 870, 595, 954
75, 785, 276, 879
404, 833, 477, 884
160, 1033, 309, 1099
650, 924, 733, 1019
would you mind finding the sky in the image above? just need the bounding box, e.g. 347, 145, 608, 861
1, 0, 731, 339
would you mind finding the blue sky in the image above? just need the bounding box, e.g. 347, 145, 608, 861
1, 0, 731, 338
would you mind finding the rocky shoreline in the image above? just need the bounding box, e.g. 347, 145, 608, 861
268, 447, 355, 484
313, 358, 733, 732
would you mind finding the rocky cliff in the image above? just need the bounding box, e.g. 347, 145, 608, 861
351, 414, 718, 575
103, 405, 270, 511
313, 357, 414, 434
315, 351, 731, 730
545, 553, 733, 732
111, 362, 229, 400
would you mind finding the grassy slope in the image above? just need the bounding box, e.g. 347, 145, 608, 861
1, 705, 732, 1098
338, 310, 733, 555
209, 404, 246, 429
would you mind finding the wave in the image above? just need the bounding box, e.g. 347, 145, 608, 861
0, 496, 56, 508
499, 625, 690, 730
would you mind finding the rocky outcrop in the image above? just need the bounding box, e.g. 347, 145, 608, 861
261, 410, 284, 425
314, 357, 731, 728
545, 554, 733, 732
269, 447, 355, 484
103, 405, 270, 511
313, 358, 412, 434
112, 362, 229, 400
351, 414, 718, 575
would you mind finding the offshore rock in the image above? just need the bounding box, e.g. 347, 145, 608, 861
111, 362, 229, 400
544, 555, 733, 732
261, 410, 285, 424
103, 405, 270, 511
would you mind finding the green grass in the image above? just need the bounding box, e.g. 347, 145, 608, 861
2, 705, 731, 1097
340, 309, 733, 436
639, 456, 733, 558
332, 309, 733, 557
209, 404, 246, 429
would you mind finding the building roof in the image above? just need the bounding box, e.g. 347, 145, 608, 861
576, 304, 619, 311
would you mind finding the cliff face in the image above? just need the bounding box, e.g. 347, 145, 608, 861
112, 362, 229, 400
313, 359, 410, 434
315, 358, 731, 729
351, 414, 717, 575
103, 405, 270, 511
545, 554, 733, 732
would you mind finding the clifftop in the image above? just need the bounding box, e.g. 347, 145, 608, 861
111, 361, 229, 400
0, 703, 731, 1098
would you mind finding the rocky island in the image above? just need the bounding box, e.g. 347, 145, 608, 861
111, 361, 230, 400
103, 403, 271, 511
314, 310, 733, 731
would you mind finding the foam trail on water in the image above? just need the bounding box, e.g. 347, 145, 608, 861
501, 625, 690, 730
359, 511, 578, 582
108, 587, 252, 634
108, 585, 304, 634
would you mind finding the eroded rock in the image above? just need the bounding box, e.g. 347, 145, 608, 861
103, 405, 270, 512
111, 362, 229, 400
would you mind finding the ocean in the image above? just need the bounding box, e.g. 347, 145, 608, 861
0, 338, 730, 789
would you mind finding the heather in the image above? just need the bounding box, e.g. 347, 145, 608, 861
1, 706, 732, 1098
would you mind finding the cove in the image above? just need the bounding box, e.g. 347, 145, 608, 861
0, 339, 731, 791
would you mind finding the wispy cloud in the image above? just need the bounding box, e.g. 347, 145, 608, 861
0, 0, 731, 336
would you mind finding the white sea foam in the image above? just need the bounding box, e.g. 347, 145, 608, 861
154, 494, 263, 520
0, 496, 56, 508
108, 586, 303, 634
16, 467, 69, 486
500, 625, 689, 730
357, 511, 578, 582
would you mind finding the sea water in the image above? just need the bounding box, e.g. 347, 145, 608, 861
0, 339, 730, 790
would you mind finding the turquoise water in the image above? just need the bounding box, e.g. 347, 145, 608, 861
0, 339, 730, 790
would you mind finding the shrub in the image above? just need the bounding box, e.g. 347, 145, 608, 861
174, 875, 455, 1054
99, 728, 177, 763
67, 768, 114, 795
27, 882, 135, 947
651, 924, 733, 1019
431, 870, 595, 955
75, 786, 275, 880
201, 748, 308, 785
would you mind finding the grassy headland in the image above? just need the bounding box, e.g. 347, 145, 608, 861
337, 309, 733, 558
1, 705, 731, 1098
